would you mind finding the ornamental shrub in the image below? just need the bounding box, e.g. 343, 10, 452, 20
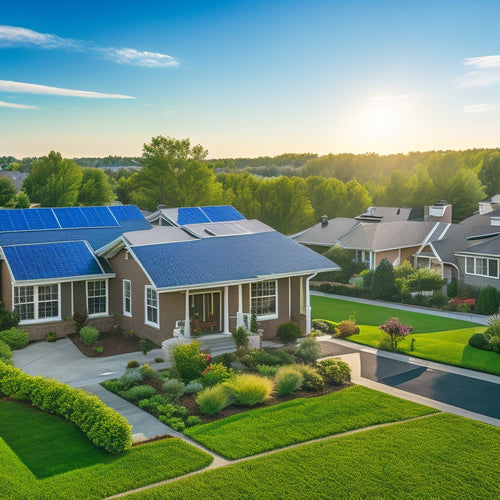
294, 364, 325, 392
311, 319, 338, 335
296, 337, 322, 364
223, 373, 274, 406
0, 339, 13, 365
488, 336, 500, 353
273, 349, 295, 365
138, 394, 169, 413
202, 362, 234, 387
447, 279, 458, 298
120, 384, 157, 403
317, 358, 351, 385
139, 363, 155, 380
277, 321, 302, 344
232, 326, 249, 349
117, 368, 143, 390
0, 327, 28, 350
371, 258, 398, 300
255, 364, 279, 378
336, 321, 360, 338
127, 359, 140, 369
72, 310, 87, 333
45, 331, 57, 342
0, 363, 132, 453
184, 381, 203, 394
275, 366, 304, 396
185, 415, 202, 427
485, 314, 500, 336
173, 341, 208, 383
476, 286, 500, 315
379, 317, 413, 351
250, 313, 259, 333
196, 384, 231, 415
79, 326, 99, 347
162, 378, 185, 403
140, 339, 157, 355
468, 333, 491, 350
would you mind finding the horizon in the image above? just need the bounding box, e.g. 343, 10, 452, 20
2, 1, 500, 158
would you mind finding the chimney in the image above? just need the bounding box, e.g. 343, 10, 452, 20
424, 201, 452, 222
321, 215, 328, 226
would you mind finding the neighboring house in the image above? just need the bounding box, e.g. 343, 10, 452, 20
0, 205, 336, 341
0, 171, 28, 192
291, 204, 451, 270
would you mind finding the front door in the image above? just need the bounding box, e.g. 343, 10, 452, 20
190, 291, 221, 334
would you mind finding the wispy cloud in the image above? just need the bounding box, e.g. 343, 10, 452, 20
0, 25, 178, 68
0, 25, 77, 49
102, 47, 178, 68
463, 103, 500, 113
0, 80, 134, 99
457, 55, 500, 88
0, 100, 37, 109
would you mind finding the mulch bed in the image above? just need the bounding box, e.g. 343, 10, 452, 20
179, 383, 351, 424
68, 331, 147, 357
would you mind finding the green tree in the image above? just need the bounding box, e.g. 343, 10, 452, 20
14, 191, 30, 208
444, 169, 485, 221
479, 152, 500, 198
323, 245, 364, 283
23, 151, 82, 207
217, 172, 261, 219
371, 258, 398, 300
78, 168, 114, 206
342, 180, 371, 217
381, 171, 411, 207
0, 177, 16, 206
476, 285, 500, 315
132, 136, 209, 211
306, 176, 347, 219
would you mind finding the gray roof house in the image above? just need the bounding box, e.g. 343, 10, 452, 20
0, 205, 336, 341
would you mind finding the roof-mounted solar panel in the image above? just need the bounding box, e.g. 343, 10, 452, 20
201, 206, 246, 222
24, 209, 60, 230
109, 205, 144, 222
177, 207, 211, 225
80, 206, 119, 227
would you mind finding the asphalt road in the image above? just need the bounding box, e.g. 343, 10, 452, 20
320, 342, 500, 419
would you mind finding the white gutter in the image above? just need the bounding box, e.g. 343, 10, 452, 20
305, 272, 317, 334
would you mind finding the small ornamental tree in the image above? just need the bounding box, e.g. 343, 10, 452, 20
476, 285, 500, 315
371, 258, 398, 300
379, 317, 413, 351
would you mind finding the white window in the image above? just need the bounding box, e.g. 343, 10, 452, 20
465, 256, 499, 278
145, 286, 159, 327
251, 280, 277, 319
14, 284, 59, 323
123, 280, 132, 316
87, 280, 107, 316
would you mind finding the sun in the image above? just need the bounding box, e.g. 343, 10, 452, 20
360, 103, 402, 137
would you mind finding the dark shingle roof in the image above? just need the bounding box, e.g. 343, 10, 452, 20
131, 231, 337, 289
290, 218, 359, 247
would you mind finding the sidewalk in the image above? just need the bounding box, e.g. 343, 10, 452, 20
311, 291, 490, 325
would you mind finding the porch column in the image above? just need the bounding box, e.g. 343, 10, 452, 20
300, 276, 305, 314
224, 286, 229, 334
238, 284, 243, 312
184, 289, 191, 338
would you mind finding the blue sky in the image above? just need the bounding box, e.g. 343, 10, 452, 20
2, 0, 500, 158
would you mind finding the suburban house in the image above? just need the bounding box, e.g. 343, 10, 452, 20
291, 203, 451, 270
0, 205, 336, 342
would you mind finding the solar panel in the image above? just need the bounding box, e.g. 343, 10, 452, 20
24, 209, 60, 230
177, 207, 211, 225
0, 211, 14, 231
80, 206, 119, 227
201, 206, 246, 223
203, 223, 250, 236
52, 208, 90, 228
3, 241, 104, 281
109, 205, 144, 222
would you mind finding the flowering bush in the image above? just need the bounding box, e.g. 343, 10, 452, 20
379, 317, 413, 351
447, 298, 476, 312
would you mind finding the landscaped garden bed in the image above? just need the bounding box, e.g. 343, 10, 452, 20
68, 331, 149, 357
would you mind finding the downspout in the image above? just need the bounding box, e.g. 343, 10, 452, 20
305, 272, 317, 334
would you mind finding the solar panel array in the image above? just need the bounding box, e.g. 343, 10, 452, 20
3, 241, 104, 281
175, 206, 245, 226
0, 206, 143, 233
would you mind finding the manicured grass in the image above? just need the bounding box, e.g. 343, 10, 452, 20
312, 295, 480, 333
312, 296, 500, 375
0, 399, 213, 499
125, 413, 500, 499
184, 385, 438, 459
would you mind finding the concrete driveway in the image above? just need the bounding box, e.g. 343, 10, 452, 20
13, 337, 168, 387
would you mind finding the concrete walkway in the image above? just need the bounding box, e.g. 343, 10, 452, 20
311, 291, 490, 325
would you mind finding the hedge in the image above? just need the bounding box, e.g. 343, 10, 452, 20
0, 362, 132, 454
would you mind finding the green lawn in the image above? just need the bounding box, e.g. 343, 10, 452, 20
312, 296, 500, 376
0, 399, 213, 499
126, 413, 500, 499
185, 385, 437, 459
312, 295, 479, 333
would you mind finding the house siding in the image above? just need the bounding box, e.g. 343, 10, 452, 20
457, 255, 500, 292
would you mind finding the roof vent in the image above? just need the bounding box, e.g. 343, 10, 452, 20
157, 204, 166, 211
321, 215, 328, 226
